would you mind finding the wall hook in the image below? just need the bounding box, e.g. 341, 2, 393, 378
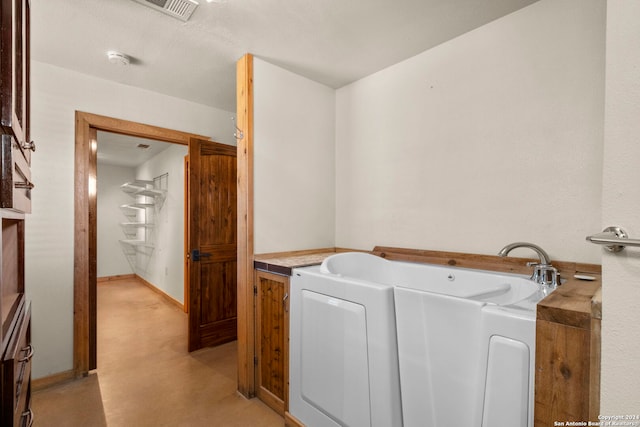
231, 117, 244, 140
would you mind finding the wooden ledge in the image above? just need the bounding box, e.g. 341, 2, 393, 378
254, 247, 355, 275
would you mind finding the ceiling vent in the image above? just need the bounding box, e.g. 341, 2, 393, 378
132, 0, 199, 22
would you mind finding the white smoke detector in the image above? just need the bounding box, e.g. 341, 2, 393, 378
107, 51, 131, 66
131, 0, 199, 22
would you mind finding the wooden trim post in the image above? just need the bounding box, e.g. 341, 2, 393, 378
236, 53, 255, 397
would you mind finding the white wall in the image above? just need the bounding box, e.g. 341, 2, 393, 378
601, 0, 640, 414
27, 61, 234, 379
335, 0, 605, 264
253, 58, 336, 254
96, 163, 136, 277
135, 144, 189, 303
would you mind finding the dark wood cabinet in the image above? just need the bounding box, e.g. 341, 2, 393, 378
0, 0, 31, 424
1, 134, 32, 213
0, 216, 31, 426
1, 0, 32, 214
1, 0, 30, 149
1, 301, 31, 427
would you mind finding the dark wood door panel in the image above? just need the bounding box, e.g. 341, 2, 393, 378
188, 138, 237, 352
199, 261, 237, 323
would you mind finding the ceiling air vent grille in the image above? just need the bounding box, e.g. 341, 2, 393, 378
131, 0, 199, 22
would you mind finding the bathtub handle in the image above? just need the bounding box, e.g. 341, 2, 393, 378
283, 292, 289, 312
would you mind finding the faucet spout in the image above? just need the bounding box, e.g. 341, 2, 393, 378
498, 242, 559, 289
498, 242, 551, 265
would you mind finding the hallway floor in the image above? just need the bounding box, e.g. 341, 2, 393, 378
32, 278, 283, 427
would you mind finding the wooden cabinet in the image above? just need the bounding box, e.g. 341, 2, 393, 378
1, 0, 30, 148
0, 216, 31, 426
0, 0, 32, 424
1, 301, 31, 427
1, 134, 32, 213
1, 217, 23, 343
534, 279, 601, 425
255, 269, 290, 416
1, 0, 32, 214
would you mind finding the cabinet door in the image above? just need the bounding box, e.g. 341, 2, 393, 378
1, 0, 31, 164
0, 135, 32, 213
1, 301, 32, 427
255, 270, 290, 415
1, 217, 25, 342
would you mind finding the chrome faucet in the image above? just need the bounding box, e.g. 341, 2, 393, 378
498, 242, 559, 289
498, 242, 550, 265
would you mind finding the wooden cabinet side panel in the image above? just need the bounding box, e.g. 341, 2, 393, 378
255, 270, 288, 415
534, 319, 593, 425
283, 277, 290, 412
589, 318, 601, 421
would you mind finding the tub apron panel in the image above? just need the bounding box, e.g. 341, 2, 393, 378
395, 287, 485, 427
289, 266, 403, 427
300, 290, 371, 426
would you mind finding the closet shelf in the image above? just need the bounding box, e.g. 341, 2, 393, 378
118, 176, 166, 270
119, 239, 155, 249
121, 181, 167, 199
120, 222, 154, 228
120, 203, 154, 210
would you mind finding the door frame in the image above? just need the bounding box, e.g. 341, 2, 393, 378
73, 111, 209, 377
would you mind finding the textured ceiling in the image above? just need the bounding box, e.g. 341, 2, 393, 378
96, 131, 177, 168
31, 0, 539, 113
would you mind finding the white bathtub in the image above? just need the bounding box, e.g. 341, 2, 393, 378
291, 252, 546, 427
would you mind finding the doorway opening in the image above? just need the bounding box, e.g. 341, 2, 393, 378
95, 131, 187, 310
73, 111, 209, 376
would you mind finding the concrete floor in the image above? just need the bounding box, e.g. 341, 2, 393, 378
32, 278, 283, 427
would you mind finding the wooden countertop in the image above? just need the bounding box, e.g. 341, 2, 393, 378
254, 246, 602, 328
537, 273, 602, 329
254, 248, 350, 276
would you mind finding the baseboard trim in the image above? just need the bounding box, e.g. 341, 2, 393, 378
97, 274, 136, 283
135, 275, 184, 311
32, 369, 76, 392
285, 412, 305, 427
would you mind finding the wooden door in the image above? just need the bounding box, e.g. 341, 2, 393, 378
187, 138, 237, 352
